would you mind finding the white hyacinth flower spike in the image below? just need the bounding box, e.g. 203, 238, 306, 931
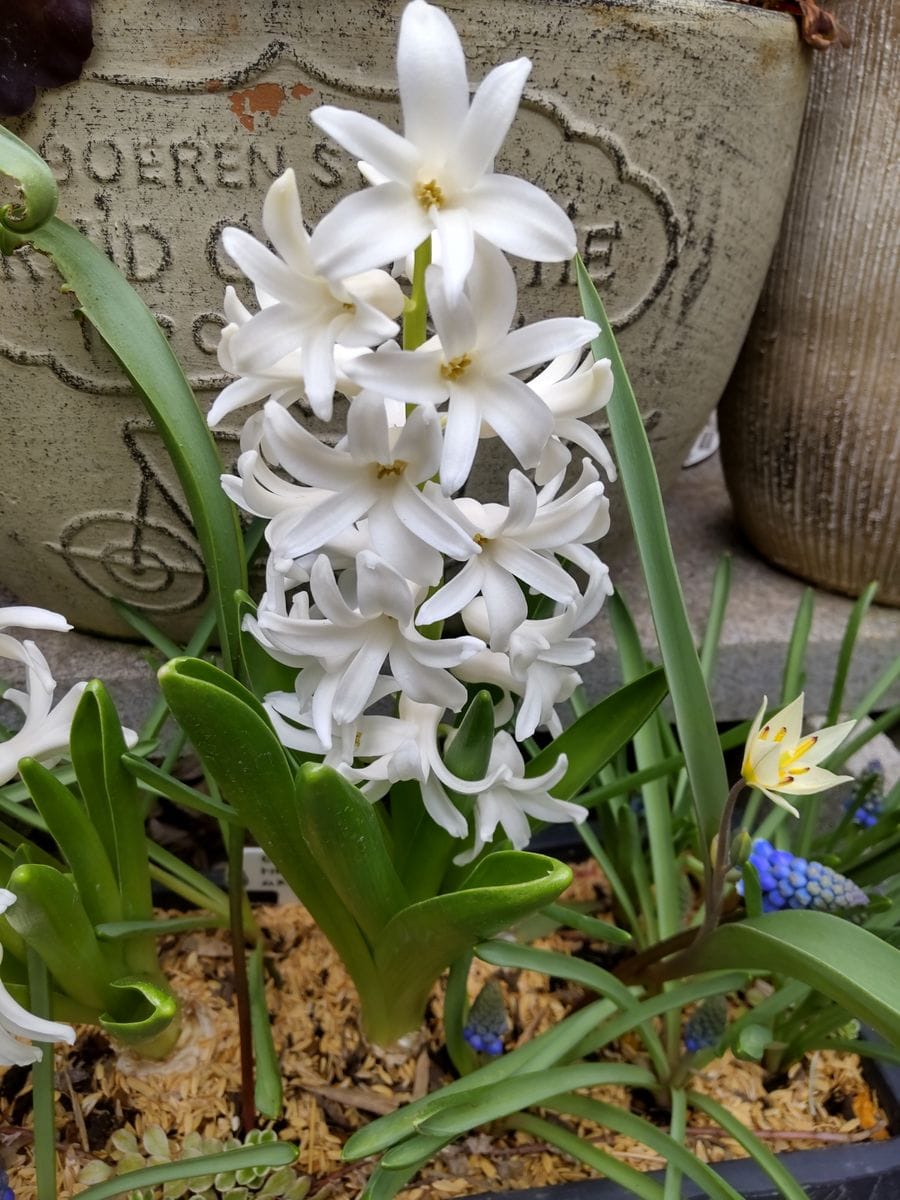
309, 0, 576, 296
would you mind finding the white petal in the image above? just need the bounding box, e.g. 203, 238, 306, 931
264, 403, 356, 489
805, 720, 856, 765
475, 373, 553, 469
0, 608, 71, 635
427, 265, 477, 358
467, 173, 576, 261
347, 393, 393, 465
310, 184, 432, 279
262, 169, 315, 274
301, 320, 340, 420
0, 979, 75, 1046
421, 776, 469, 839
430, 206, 475, 299
440, 389, 483, 494
344, 269, 405, 320
221, 228, 299, 302
481, 562, 528, 649
488, 318, 599, 376
345, 345, 448, 406
310, 107, 421, 183
277, 485, 376, 560
367, 500, 442, 586
333, 637, 392, 724
493, 542, 576, 603
393, 484, 477, 561
454, 58, 531, 187
397, 0, 470, 151
417, 560, 484, 626
390, 642, 468, 711
467, 241, 518, 346
356, 552, 415, 622
230, 305, 304, 374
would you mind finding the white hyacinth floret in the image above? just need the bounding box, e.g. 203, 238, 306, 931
213, 0, 616, 859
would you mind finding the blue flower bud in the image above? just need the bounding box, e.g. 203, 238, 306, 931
844, 760, 884, 828
463, 978, 508, 1056
0, 1166, 12, 1200
746, 839, 868, 914
684, 995, 728, 1053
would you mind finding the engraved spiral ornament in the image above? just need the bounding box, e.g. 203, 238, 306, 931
719, 4, 899, 605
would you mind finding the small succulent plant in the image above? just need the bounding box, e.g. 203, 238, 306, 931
77, 1126, 310, 1200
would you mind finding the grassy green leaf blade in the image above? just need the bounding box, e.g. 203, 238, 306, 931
74, 1143, 297, 1200
781, 588, 814, 706
97, 915, 226, 940
15, 211, 246, 672
123, 753, 238, 823
552, 1094, 744, 1200
688, 1091, 808, 1200
510, 1112, 665, 1200
417, 1063, 655, 1138
526, 668, 668, 799
577, 255, 728, 850
827, 581, 879, 725
541, 902, 631, 945
444, 953, 477, 1076
249, 942, 283, 1119
680, 912, 900, 1044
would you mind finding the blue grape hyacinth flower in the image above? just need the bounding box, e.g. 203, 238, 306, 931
0, 1166, 13, 1200
746, 839, 868, 914
844, 760, 884, 828
463, 978, 508, 1056
684, 995, 728, 1053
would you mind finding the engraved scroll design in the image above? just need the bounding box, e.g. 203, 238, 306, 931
0, 41, 683, 396
50, 420, 240, 615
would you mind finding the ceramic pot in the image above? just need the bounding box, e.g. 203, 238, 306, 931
719, 3, 899, 605
0, 0, 809, 637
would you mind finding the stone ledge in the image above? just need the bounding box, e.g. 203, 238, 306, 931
2, 454, 898, 728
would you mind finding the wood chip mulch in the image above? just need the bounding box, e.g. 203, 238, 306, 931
1, 860, 890, 1198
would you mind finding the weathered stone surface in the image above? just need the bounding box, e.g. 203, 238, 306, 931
0, 0, 809, 636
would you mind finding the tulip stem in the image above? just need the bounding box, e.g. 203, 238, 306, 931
27, 948, 58, 1200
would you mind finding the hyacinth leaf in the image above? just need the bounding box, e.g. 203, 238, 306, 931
158, 658, 383, 1020
249, 941, 283, 1119
0, 131, 245, 671
343, 995, 619, 1161
682, 912, 900, 1045
741, 861, 764, 919
123, 754, 238, 824
70, 681, 157, 975
577, 256, 728, 850
734, 1023, 774, 1062
827, 581, 879, 726
294, 762, 408, 947
688, 1092, 809, 1200
550, 1095, 744, 1200
372, 852, 571, 1042
526, 667, 667, 800
74, 1143, 297, 1200
415, 1063, 655, 1140
540, 901, 632, 945
99, 976, 180, 1057
0, 124, 57, 235
17, 757, 122, 928
5, 864, 116, 1012
399, 689, 495, 900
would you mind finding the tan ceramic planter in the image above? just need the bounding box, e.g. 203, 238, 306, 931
0, 0, 809, 637
719, 3, 899, 605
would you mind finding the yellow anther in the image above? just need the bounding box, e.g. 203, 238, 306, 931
415, 179, 445, 209
773, 726, 788, 743
440, 353, 472, 381
376, 459, 408, 479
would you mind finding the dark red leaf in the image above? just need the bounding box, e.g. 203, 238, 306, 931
0, 0, 94, 118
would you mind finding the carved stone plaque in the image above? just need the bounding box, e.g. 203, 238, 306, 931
0, 0, 809, 637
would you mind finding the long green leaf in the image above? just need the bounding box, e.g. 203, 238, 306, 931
680, 912, 900, 1044
688, 1091, 808, 1200
123, 753, 238, 823
0, 127, 245, 670
577, 256, 728, 850
0, 125, 58, 235
70, 682, 156, 975
249, 942, 283, 1119
74, 1144, 297, 1200
526, 668, 668, 799
18, 758, 122, 929
827, 581, 879, 725
372, 852, 571, 1040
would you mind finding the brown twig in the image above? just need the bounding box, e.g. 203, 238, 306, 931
685, 1122, 887, 1144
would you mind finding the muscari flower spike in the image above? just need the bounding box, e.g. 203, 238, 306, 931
683, 994, 728, 1054
844, 759, 885, 829
462, 978, 508, 1056
746, 839, 869, 914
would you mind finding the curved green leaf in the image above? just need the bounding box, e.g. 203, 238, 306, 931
5, 864, 115, 1012
295, 763, 408, 945
18, 757, 122, 929
70, 682, 155, 975
0, 124, 58, 236
0, 151, 245, 669
577, 256, 728, 848
688, 1091, 808, 1200
682, 912, 900, 1045
74, 1143, 297, 1200
372, 852, 571, 1038
100, 976, 180, 1056
526, 668, 667, 800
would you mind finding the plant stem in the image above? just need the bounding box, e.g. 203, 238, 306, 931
663, 1088, 687, 1200
227, 824, 255, 1132
26, 948, 58, 1200
403, 238, 432, 350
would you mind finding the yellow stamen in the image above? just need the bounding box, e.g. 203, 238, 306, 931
342, 301, 355, 313
415, 179, 445, 210
440, 353, 472, 381
773, 725, 788, 743
473, 533, 489, 547
759, 724, 770, 740
376, 460, 408, 479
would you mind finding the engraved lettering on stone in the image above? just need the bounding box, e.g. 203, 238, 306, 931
0, 50, 680, 396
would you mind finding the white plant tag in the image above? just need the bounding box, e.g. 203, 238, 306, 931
242, 846, 298, 904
